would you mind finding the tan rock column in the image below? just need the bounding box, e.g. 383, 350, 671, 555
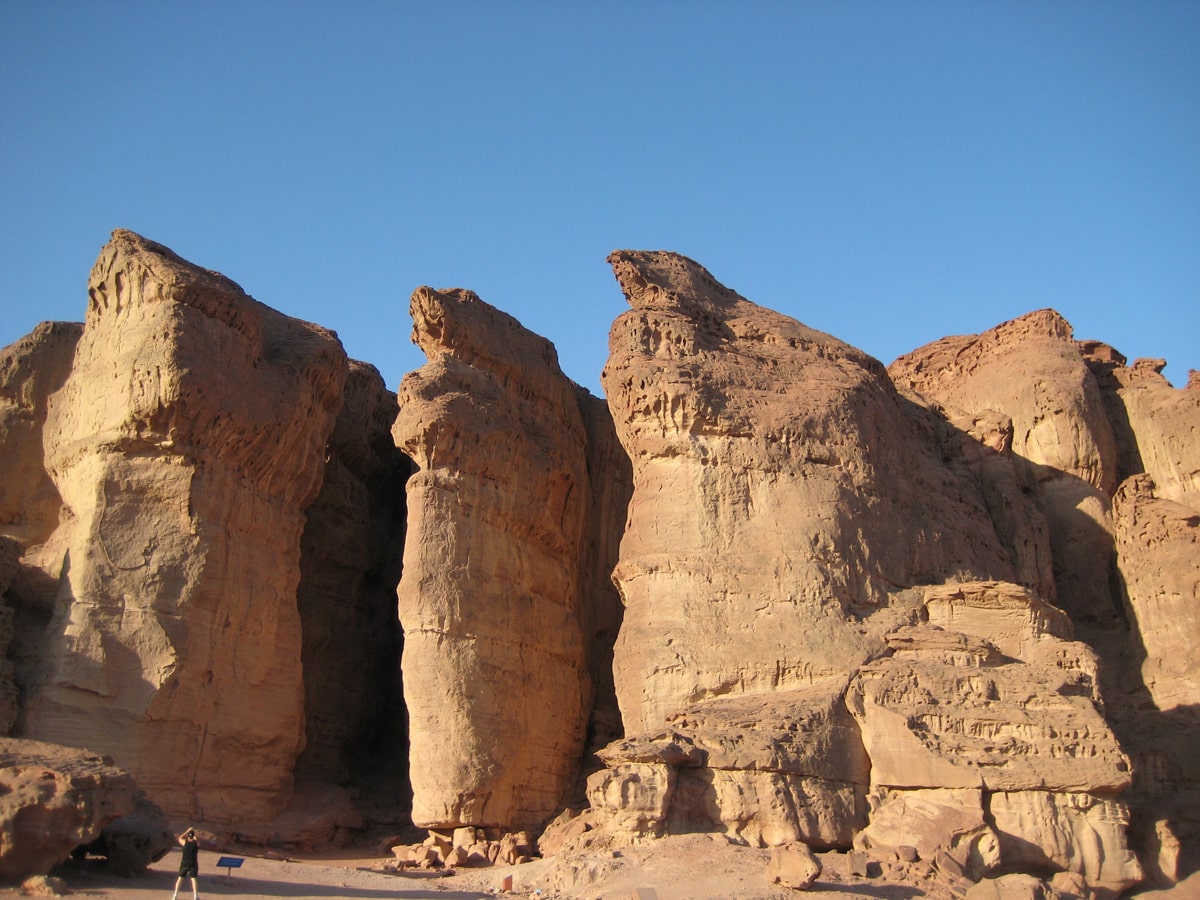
394, 286, 591, 830
20, 230, 346, 826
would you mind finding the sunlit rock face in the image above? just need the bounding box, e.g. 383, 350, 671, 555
18, 230, 347, 826
588, 680, 870, 849
394, 285, 605, 830
599, 250, 1035, 734
0, 738, 142, 883
0, 321, 82, 548
889, 310, 1122, 630
0, 322, 83, 738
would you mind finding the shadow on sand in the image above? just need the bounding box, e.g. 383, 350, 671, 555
808, 882, 926, 898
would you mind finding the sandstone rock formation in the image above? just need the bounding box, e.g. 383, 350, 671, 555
1112, 475, 1200, 712
889, 310, 1121, 630
765, 841, 821, 890
588, 681, 868, 849
394, 285, 622, 830
600, 251, 1048, 736
848, 581, 1141, 897
0, 739, 140, 883
3, 235, 1198, 892
16, 230, 347, 826
0, 321, 81, 547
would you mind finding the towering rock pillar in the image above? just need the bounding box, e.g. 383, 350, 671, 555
394, 286, 594, 830
600, 250, 1031, 733
20, 230, 346, 825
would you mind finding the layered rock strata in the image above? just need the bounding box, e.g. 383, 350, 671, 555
588, 681, 869, 848
599, 250, 1042, 734
848, 581, 1142, 897
893, 323, 1200, 881
17, 230, 347, 825
394, 286, 610, 829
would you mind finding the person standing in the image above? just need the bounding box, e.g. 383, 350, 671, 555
171, 828, 200, 900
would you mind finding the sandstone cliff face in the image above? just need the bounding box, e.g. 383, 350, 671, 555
573, 387, 633, 756
589, 681, 869, 849
0, 322, 82, 548
0, 323, 84, 736
393, 286, 601, 830
17, 230, 347, 826
1083, 350, 1200, 510
599, 250, 1039, 735
3, 235, 1197, 892
891, 321, 1200, 883
889, 310, 1121, 630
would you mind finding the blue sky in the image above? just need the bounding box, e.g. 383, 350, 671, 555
3, 2, 1197, 394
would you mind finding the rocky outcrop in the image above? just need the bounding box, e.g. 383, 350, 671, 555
1082, 347, 1200, 509
600, 250, 1041, 735
848, 581, 1141, 897
990, 790, 1140, 898
0, 321, 81, 547
1112, 475, 1200, 712
889, 310, 1121, 630
394, 286, 609, 830
3, 237, 1196, 892
0, 739, 141, 883
588, 681, 868, 848
295, 360, 410, 818
16, 230, 347, 826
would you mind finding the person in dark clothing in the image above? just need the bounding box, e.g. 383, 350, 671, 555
172, 828, 200, 900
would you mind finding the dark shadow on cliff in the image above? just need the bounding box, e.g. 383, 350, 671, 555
295, 372, 415, 837
3, 546, 67, 731
888, 386, 1198, 885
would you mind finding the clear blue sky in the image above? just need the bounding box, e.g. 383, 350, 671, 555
3, 2, 1197, 394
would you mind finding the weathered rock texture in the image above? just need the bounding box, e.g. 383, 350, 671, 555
599, 250, 1043, 736
17, 230, 347, 826
891, 316, 1200, 885
1, 236, 1197, 892
394, 285, 625, 830
589, 680, 868, 848
0, 738, 140, 883
889, 310, 1121, 629
849, 581, 1141, 897
0, 321, 82, 547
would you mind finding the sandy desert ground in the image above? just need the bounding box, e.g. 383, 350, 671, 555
4, 840, 1199, 900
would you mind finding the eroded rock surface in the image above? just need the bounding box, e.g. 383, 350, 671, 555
590, 681, 868, 848
0, 738, 140, 883
890, 310, 1121, 629
601, 250, 1036, 734
394, 286, 608, 830
848, 581, 1141, 896
0, 322, 81, 547
17, 230, 347, 826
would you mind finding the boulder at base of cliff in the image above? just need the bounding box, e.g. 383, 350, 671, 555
0, 738, 141, 883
